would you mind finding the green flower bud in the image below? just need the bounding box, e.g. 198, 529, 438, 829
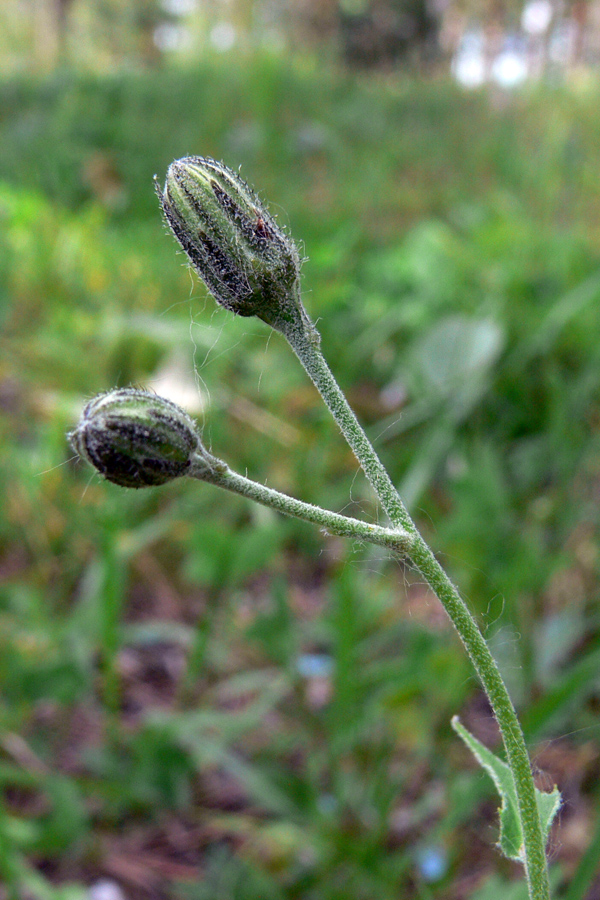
156, 157, 302, 329
69, 389, 200, 488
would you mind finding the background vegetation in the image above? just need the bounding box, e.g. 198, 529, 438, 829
2, 13, 600, 899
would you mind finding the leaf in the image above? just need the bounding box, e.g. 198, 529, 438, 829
412, 315, 504, 400
21, 867, 88, 900
451, 717, 561, 863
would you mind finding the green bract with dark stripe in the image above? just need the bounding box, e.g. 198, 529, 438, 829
156, 157, 302, 328
69, 389, 200, 488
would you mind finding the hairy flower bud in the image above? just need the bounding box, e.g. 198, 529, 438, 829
69, 389, 200, 488
156, 157, 302, 329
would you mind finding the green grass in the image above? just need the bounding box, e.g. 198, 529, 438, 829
1, 55, 600, 898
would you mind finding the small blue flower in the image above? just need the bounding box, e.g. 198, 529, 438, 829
416, 845, 447, 883
296, 653, 333, 679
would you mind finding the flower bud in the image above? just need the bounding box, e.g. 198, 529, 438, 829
69, 389, 200, 488
156, 157, 302, 329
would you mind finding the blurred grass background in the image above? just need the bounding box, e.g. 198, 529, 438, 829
2, 3, 600, 898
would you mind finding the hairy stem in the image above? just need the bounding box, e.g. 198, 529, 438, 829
283, 313, 414, 534
280, 316, 550, 900
189, 454, 413, 554
410, 537, 550, 900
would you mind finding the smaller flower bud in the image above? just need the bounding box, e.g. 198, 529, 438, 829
69, 389, 200, 488
156, 157, 302, 330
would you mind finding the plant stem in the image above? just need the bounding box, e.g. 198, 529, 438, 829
280, 317, 550, 900
189, 454, 413, 554
410, 537, 549, 900
282, 314, 414, 535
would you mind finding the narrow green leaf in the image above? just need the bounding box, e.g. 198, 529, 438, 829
451, 717, 561, 863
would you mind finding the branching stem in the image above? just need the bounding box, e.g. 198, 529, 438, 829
279, 315, 551, 900
189, 454, 413, 554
